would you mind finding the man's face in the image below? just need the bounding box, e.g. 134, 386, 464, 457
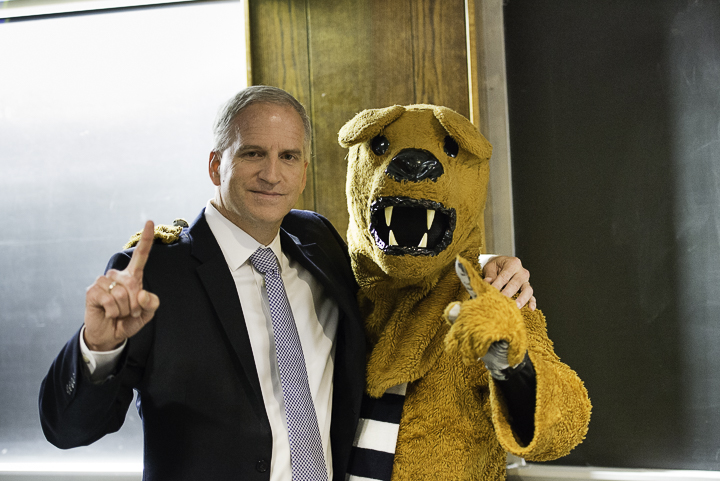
210, 102, 308, 244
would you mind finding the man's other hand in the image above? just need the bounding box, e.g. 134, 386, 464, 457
482, 256, 536, 311
83, 221, 160, 351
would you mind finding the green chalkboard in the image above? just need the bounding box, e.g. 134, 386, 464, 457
505, 0, 720, 471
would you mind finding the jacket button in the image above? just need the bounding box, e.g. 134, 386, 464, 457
256, 459, 269, 473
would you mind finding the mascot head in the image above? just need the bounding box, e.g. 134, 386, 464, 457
340, 105, 492, 288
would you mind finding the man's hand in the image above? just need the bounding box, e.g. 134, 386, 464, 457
482, 256, 536, 311
83, 221, 160, 351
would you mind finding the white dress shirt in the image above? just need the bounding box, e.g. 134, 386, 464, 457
81, 201, 340, 480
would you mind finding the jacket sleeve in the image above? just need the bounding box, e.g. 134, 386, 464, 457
488, 307, 592, 461
38, 251, 146, 449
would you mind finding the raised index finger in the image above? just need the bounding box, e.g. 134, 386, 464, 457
127, 220, 155, 276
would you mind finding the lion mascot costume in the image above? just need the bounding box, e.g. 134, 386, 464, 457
339, 104, 591, 481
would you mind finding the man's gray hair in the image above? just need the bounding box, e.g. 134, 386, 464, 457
212, 85, 312, 159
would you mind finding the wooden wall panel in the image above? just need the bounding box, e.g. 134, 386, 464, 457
249, 0, 472, 239
365, 0, 417, 107
411, 0, 470, 117
248, 0, 315, 210
248, 0, 311, 103
305, 0, 418, 237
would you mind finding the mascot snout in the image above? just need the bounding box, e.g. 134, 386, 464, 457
385, 148, 444, 182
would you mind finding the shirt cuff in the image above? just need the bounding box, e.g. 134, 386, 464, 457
478, 254, 497, 269
79, 325, 126, 383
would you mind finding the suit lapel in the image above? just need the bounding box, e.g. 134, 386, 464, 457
280, 230, 358, 315
188, 211, 265, 408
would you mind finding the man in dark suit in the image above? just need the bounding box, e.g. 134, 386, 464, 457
39, 86, 535, 480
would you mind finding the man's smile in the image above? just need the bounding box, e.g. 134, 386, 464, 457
251, 189, 284, 197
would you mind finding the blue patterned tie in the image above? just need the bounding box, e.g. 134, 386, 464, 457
250, 247, 329, 481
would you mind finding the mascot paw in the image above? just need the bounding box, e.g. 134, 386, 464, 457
123, 218, 188, 249
443, 256, 528, 368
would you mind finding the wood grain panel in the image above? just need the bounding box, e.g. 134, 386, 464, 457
465, 0, 489, 250
365, 0, 416, 108
411, 0, 470, 116
248, 0, 311, 103
306, 0, 417, 237
248, 0, 315, 210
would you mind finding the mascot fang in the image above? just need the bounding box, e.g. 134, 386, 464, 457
340, 104, 591, 481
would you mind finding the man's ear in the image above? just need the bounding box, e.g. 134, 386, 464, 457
209, 151, 221, 186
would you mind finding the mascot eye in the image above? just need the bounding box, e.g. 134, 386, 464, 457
370, 135, 390, 156
443, 136, 459, 158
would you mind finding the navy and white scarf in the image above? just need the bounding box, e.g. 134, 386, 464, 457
346, 383, 407, 481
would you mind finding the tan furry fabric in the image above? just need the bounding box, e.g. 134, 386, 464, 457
123, 222, 185, 249
341, 105, 591, 480
343, 106, 490, 289
445, 257, 528, 368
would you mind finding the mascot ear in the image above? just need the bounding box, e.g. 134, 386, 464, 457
338, 105, 406, 148
432, 106, 493, 162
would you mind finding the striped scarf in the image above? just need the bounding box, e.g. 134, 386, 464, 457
346, 383, 407, 481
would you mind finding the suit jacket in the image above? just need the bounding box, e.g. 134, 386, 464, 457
39, 209, 366, 481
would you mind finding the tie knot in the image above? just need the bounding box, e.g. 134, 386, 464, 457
250, 247, 279, 275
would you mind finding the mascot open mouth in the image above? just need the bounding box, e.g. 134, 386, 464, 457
369, 196, 456, 256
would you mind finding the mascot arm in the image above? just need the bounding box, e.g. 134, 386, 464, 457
444, 257, 590, 461
489, 308, 591, 461
443, 256, 536, 444
124, 219, 187, 249
493, 354, 537, 447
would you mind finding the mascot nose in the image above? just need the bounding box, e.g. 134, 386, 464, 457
386, 149, 444, 182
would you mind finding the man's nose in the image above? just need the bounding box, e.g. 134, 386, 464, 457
258, 156, 282, 183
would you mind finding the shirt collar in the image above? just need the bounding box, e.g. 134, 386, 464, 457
204, 200, 284, 272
